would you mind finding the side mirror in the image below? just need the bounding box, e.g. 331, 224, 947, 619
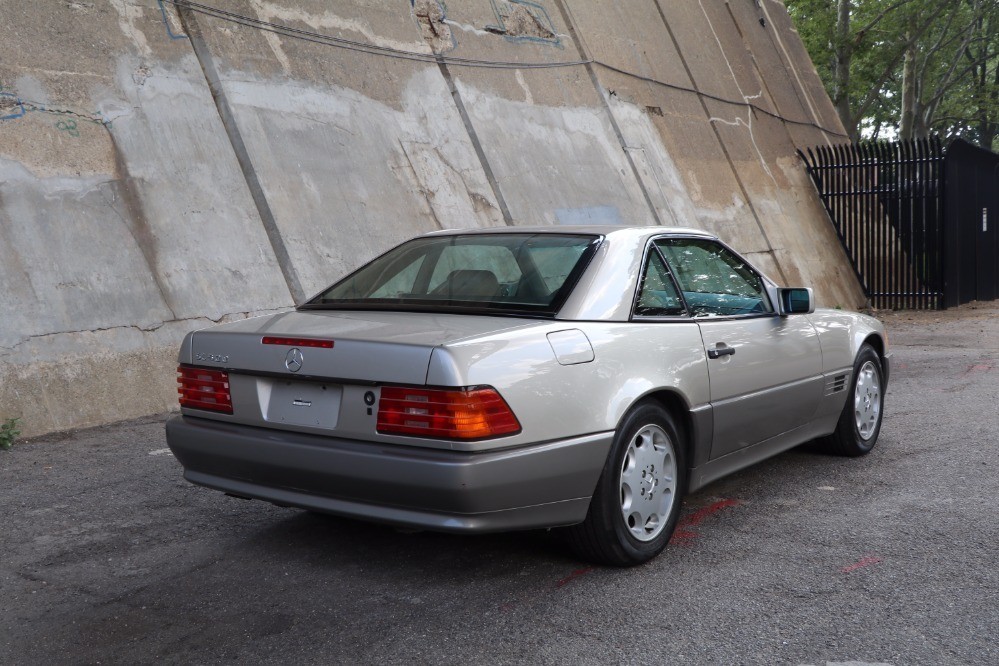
778, 287, 814, 315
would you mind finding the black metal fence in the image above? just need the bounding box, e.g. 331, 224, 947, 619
801, 138, 998, 309
800, 138, 944, 309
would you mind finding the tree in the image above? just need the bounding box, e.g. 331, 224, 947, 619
786, 0, 999, 150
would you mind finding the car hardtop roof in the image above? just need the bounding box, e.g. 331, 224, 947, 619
422, 225, 716, 241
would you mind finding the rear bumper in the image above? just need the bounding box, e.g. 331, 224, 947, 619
165, 415, 612, 533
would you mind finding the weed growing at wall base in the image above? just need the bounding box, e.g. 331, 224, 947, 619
0, 418, 21, 450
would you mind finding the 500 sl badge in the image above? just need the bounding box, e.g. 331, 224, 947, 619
195, 353, 230, 363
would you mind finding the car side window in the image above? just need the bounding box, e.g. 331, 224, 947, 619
656, 238, 773, 317
634, 248, 685, 317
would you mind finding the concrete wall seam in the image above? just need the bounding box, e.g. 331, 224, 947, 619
177, 5, 304, 303
434, 57, 515, 226
553, 0, 665, 227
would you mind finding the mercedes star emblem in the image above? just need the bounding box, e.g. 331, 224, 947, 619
285, 348, 304, 373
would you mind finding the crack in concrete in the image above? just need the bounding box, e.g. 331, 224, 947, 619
414, 0, 454, 53
283, 109, 356, 136
708, 112, 777, 184
0, 323, 166, 353
424, 143, 500, 218
491, 2, 557, 40
696, 0, 777, 186
443, 19, 492, 38
0, 308, 290, 354
398, 139, 444, 231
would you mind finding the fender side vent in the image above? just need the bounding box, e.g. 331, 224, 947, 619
825, 373, 849, 396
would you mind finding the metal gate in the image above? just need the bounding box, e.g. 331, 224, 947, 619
800, 138, 944, 309
801, 138, 999, 310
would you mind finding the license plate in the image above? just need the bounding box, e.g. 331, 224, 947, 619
263, 380, 342, 428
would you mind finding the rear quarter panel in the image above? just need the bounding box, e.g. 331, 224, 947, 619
428, 322, 710, 452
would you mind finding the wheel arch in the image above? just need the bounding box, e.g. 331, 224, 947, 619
628, 388, 705, 472
859, 331, 891, 382
863, 332, 885, 358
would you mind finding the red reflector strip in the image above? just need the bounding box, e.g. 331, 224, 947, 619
177, 366, 233, 414
377, 387, 521, 440
262, 336, 334, 348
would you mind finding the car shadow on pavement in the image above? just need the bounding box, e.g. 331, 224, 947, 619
224, 438, 888, 576
237, 506, 578, 572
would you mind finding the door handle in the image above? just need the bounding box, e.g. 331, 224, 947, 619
707, 345, 736, 359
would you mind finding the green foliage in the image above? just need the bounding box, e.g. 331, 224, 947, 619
786, 0, 999, 150
0, 418, 21, 451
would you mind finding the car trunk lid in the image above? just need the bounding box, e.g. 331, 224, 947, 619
186, 310, 535, 384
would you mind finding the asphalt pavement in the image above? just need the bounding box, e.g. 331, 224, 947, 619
2, 303, 997, 665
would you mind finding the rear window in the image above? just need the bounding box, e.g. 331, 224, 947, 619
304, 233, 600, 316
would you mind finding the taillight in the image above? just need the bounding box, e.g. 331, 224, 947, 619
377, 386, 521, 440
177, 365, 233, 414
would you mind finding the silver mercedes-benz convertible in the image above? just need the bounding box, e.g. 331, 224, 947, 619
166, 226, 889, 566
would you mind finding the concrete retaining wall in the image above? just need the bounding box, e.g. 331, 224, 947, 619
0, 0, 862, 437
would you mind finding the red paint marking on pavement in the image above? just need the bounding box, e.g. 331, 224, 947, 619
555, 567, 594, 588
965, 363, 993, 375
672, 498, 741, 543
841, 555, 882, 573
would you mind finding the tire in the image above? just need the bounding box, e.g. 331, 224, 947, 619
819, 344, 885, 456
565, 402, 687, 567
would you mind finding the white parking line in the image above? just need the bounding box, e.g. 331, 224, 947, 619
148, 448, 173, 456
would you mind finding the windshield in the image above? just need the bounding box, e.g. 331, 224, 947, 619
304, 233, 601, 316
